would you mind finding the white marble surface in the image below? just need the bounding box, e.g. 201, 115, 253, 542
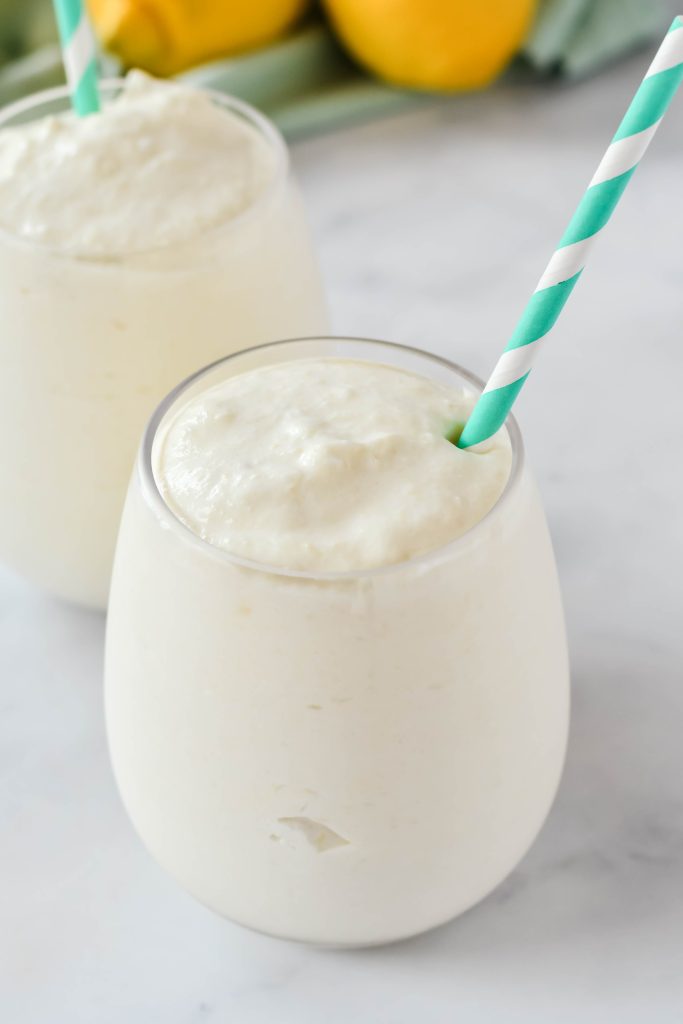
2, 49, 683, 1023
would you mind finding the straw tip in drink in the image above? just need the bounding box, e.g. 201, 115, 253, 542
445, 421, 464, 446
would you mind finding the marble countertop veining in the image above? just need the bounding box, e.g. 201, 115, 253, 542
2, 48, 683, 1023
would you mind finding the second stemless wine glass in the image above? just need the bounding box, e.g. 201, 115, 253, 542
0, 82, 327, 608
105, 337, 569, 948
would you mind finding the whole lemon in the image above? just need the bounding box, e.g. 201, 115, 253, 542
322, 0, 537, 91
88, 0, 310, 76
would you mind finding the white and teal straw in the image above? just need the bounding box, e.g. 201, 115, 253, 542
457, 15, 683, 450
53, 0, 100, 116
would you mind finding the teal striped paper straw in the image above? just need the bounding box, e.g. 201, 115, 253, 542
53, 0, 100, 115
457, 15, 683, 450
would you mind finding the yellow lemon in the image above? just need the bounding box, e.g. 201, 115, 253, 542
322, 0, 537, 91
87, 0, 310, 76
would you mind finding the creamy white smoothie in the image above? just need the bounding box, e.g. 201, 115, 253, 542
0, 73, 326, 606
106, 338, 569, 947
156, 358, 513, 569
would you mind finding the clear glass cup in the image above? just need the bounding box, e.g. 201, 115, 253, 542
105, 337, 569, 948
0, 82, 327, 608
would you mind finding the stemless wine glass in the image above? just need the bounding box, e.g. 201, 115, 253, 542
105, 337, 569, 947
0, 82, 327, 608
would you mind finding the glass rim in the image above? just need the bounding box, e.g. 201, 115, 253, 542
137, 336, 526, 582
0, 77, 289, 264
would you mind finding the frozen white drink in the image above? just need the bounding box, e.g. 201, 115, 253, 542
0, 73, 326, 606
106, 338, 569, 947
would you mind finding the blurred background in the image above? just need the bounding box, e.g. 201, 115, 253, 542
0, 0, 673, 137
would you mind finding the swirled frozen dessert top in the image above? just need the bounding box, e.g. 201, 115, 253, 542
154, 358, 512, 572
0, 71, 276, 257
